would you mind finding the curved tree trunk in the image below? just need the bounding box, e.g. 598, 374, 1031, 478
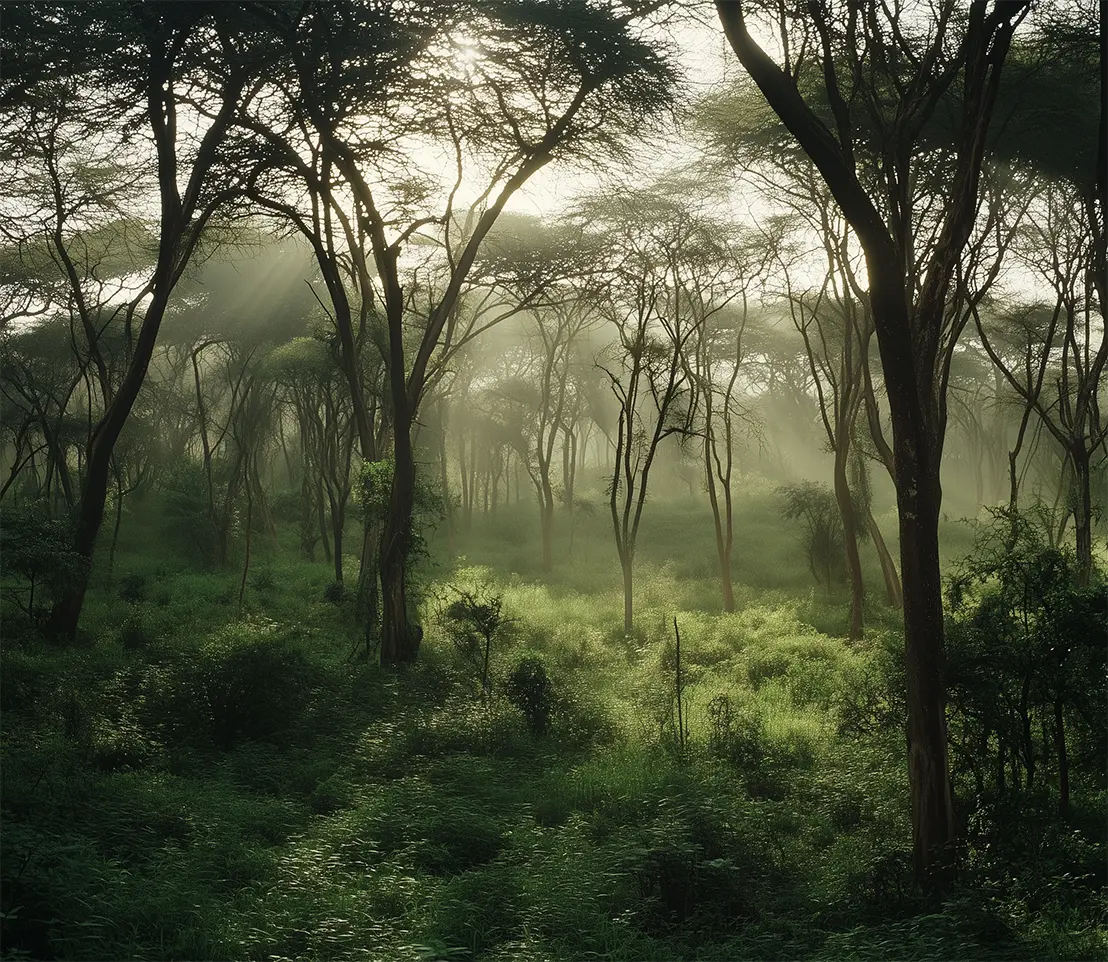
834, 443, 864, 639
47, 287, 174, 638
866, 503, 903, 608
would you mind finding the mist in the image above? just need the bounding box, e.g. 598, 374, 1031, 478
1, 2, 1105, 960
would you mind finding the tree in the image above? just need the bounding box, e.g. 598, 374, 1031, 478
589, 187, 713, 634
976, 182, 1107, 584
715, 0, 1032, 884
3, 2, 275, 638
764, 208, 870, 638
234, 0, 678, 663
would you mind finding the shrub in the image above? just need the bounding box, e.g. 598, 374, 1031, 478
946, 507, 1107, 808
151, 625, 311, 749
777, 481, 865, 591
0, 501, 87, 620
442, 586, 511, 695
119, 612, 151, 651
117, 573, 147, 604
323, 581, 345, 604
159, 459, 219, 563
504, 656, 554, 735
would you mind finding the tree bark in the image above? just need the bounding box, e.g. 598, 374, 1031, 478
380, 390, 417, 664
1071, 447, 1093, 585
867, 503, 903, 608
621, 553, 634, 635
834, 441, 864, 639
47, 287, 174, 636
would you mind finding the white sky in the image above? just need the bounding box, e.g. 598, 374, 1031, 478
504, 16, 735, 219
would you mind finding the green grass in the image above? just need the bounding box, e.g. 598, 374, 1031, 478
1, 491, 1103, 961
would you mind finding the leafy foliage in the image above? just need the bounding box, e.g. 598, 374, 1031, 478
504, 655, 555, 735
945, 507, 1107, 807
777, 481, 847, 591
442, 585, 511, 695
0, 501, 87, 622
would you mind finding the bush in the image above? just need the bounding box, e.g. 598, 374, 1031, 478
504, 656, 555, 735
0, 501, 87, 620
119, 612, 151, 651
323, 581, 345, 604
442, 586, 510, 695
946, 508, 1107, 807
117, 573, 147, 604
151, 624, 311, 749
777, 481, 865, 591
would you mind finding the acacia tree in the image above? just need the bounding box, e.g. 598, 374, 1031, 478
3, 2, 275, 637
976, 183, 1107, 583
246, 0, 678, 662
715, 0, 1032, 883
588, 189, 717, 633
673, 207, 759, 615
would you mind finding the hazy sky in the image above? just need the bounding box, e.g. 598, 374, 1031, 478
504, 14, 735, 219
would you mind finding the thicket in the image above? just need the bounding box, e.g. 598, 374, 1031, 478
1, 495, 1102, 961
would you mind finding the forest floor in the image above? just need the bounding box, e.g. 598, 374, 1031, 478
2, 491, 1105, 961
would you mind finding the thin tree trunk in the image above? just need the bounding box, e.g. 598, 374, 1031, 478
834, 444, 864, 640
331, 493, 344, 584
238, 459, 254, 606
1072, 448, 1092, 585
1054, 695, 1069, 816
621, 552, 634, 635
867, 503, 903, 608
107, 459, 124, 586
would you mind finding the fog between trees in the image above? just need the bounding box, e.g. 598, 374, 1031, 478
1, 2, 1105, 959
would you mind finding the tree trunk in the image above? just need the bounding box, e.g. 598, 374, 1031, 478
459, 433, 471, 532
1054, 695, 1069, 817
867, 503, 903, 608
47, 288, 174, 638
238, 461, 254, 606
107, 459, 124, 585
621, 551, 634, 635
380, 402, 417, 665
897, 454, 955, 885
539, 468, 554, 574
705, 442, 735, 613
834, 444, 864, 640
331, 494, 344, 584
317, 480, 332, 565
1072, 448, 1092, 585
540, 500, 554, 573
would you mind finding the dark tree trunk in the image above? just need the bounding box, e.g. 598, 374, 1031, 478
895, 450, 955, 883
317, 480, 332, 565
331, 493, 344, 584
47, 288, 174, 637
1072, 448, 1093, 585
834, 443, 864, 640
540, 498, 554, 574
705, 439, 735, 613
380, 399, 417, 665
107, 459, 124, 585
1054, 696, 1069, 816
238, 460, 254, 606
